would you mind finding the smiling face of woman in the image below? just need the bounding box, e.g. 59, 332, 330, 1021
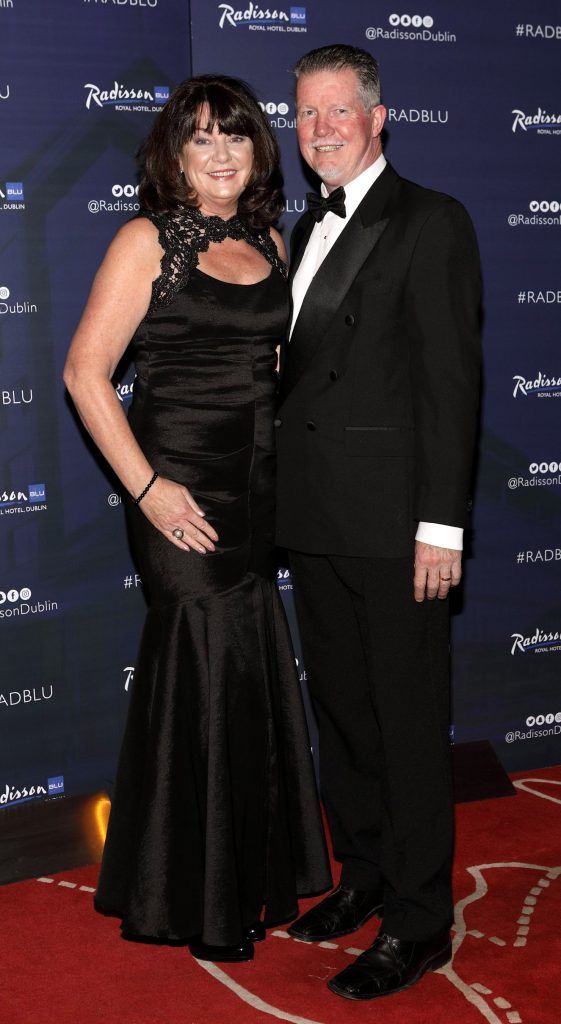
179, 105, 255, 216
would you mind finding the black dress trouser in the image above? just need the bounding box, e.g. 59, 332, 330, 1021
289, 551, 454, 942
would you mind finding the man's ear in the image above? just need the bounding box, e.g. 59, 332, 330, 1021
371, 104, 387, 138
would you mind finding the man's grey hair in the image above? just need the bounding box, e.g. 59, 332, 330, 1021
293, 44, 381, 111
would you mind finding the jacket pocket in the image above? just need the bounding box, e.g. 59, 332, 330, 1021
344, 426, 415, 457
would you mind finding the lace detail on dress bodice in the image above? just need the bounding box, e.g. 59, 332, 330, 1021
138, 206, 287, 316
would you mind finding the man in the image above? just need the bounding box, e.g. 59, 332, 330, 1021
275, 44, 481, 1000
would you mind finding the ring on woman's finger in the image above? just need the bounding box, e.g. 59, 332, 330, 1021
172, 527, 185, 541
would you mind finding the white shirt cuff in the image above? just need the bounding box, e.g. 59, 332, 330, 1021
415, 522, 464, 551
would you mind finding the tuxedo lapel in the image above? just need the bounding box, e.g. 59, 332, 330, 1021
288, 214, 315, 287
281, 165, 399, 400
278, 215, 315, 379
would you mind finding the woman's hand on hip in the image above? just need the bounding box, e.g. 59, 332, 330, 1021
139, 477, 219, 554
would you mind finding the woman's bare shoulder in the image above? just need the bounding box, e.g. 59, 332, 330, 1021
101, 216, 164, 279
114, 215, 162, 251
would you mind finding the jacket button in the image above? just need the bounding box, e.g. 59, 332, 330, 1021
329, 370, 339, 381
306, 420, 317, 431
273, 418, 282, 427
345, 314, 355, 326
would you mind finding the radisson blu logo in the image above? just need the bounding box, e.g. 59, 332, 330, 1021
218, 4, 307, 30
84, 82, 169, 111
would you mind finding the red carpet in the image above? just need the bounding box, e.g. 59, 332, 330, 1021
2, 767, 560, 1024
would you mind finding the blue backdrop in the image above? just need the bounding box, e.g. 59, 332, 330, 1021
1, 0, 560, 816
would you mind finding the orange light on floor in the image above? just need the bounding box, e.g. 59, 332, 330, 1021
94, 794, 111, 845
79, 792, 113, 862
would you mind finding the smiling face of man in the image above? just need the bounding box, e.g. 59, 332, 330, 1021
295, 68, 386, 192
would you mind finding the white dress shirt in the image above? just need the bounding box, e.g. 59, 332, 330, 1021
290, 154, 463, 551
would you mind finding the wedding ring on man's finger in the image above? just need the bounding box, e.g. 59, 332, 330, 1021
440, 576, 451, 582
172, 528, 184, 541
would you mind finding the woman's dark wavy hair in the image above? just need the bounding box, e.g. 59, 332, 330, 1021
137, 75, 284, 230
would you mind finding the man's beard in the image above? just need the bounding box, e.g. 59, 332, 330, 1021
318, 166, 339, 180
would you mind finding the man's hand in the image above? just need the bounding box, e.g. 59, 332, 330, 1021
413, 541, 462, 603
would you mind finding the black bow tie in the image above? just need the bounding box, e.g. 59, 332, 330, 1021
306, 186, 346, 222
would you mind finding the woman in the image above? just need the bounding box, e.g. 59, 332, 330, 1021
64, 75, 330, 963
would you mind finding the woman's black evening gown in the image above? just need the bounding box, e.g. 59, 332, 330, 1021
94, 208, 331, 946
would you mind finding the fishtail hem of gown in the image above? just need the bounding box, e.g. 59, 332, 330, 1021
92, 900, 303, 945
94, 572, 331, 946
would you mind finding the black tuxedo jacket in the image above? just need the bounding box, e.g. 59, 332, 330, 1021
275, 162, 482, 557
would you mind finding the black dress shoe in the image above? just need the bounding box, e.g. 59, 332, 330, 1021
243, 921, 266, 942
327, 928, 452, 1000
287, 885, 383, 942
188, 937, 254, 963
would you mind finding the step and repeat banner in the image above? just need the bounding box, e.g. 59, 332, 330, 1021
187, 0, 561, 775
0, 0, 191, 810
1, 0, 560, 817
